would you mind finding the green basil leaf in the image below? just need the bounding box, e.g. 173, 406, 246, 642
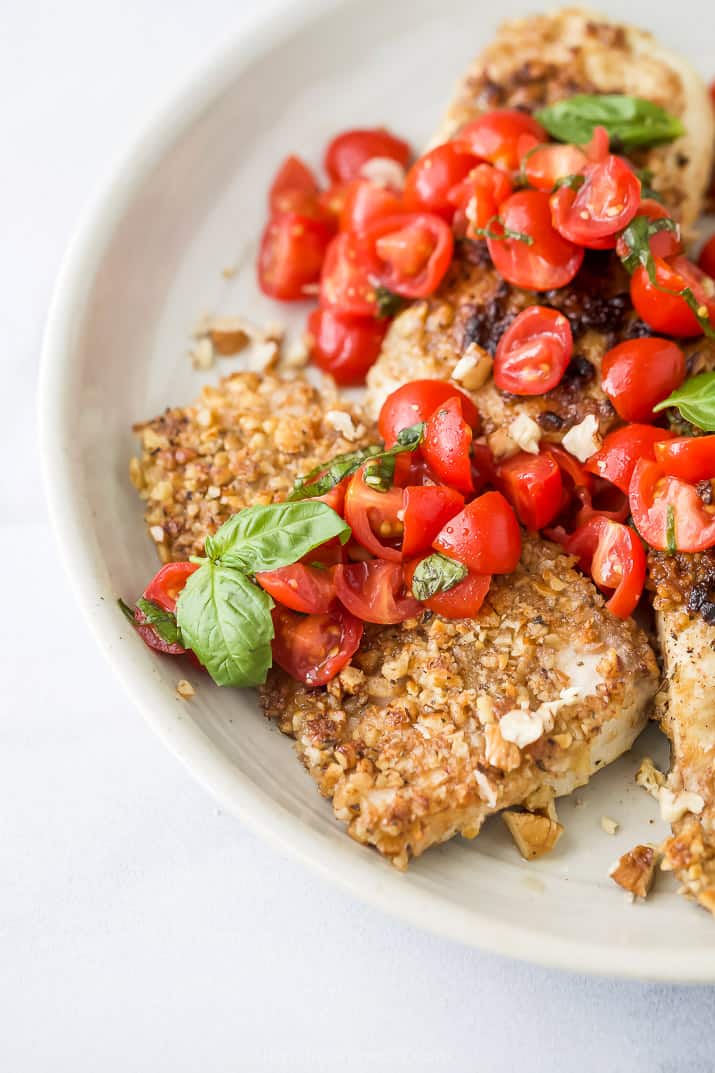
535, 94, 684, 149
205, 501, 350, 572
666, 505, 677, 555
288, 424, 425, 501
552, 173, 586, 192
176, 562, 274, 687
135, 598, 182, 645
653, 372, 715, 431
118, 597, 137, 624
617, 214, 679, 276
410, 553, 468, 601
375, 285, 406, 319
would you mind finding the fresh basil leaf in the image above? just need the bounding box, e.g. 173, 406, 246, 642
135, 598, 182, 645
288, 424, 425, 501
535, 94, 684, 149
410, 553, 468, 601
118, 597, 137, 624
176, 562, 274, 687
476, 215, 534, 245
653, 372, 715, 431
396, 424, 425, 450
375, 285, 406, 319
205, 501, 350, 573
552, 173, 586, 192
617, 214, 679, 276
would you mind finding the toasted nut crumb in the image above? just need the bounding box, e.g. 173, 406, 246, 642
609, 844, 660, 899
502, 810, 564, 860
209, 323, 250, 356
635, 756, 666, 800
149, 525, 165, 543
129, 456, 144, 490
600, 815, 619, 835
191, 337, 215, 370
176, 679, 195, 699
451, 344, 493, 390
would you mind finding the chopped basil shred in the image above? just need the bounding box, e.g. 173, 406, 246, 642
666, 505, 677, 555
135, 598, 183, 645
653, 372, 715, 432
375, 285, 406, 319
410, 553, 468, 601
552, 173, 586, 192
476, 215, 534, 245
288, 423, 425, 500
535, 94, 684, 149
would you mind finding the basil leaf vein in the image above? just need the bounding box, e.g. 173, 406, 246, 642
410, 553, 468, 601
535, 94, 684, 149
653, 372, 715, 431
206, 501, 350, 572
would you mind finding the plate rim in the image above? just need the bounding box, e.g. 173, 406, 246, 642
38, 0, 715, 982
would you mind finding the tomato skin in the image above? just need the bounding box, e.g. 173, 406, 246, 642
470, 442, 499, 495
421, 396, 474, 494
497, 451, 563, 530
403, 143, 481, 221
615, 200, 681, 261
269, 154, 322, 217
629, 458, 715, 553
378, 379, 480, 447
344, 472, 404, 561
320, 232, 377, 316
324, 128, 410, 184
601, 338, 685, 422
546, 444, 593, 494
318, 183, 351, 223
334, 561, 421, 624
401, 485, 465, 558
271, 604, 363, 687
699, 235, 715, 279
144, 562, 200, 613
258, 212, 333, 301
630, 256, 715, 338
307, 307, 387, 385
448, 164, 513, 238
360, 213, 454, 298
584, 424, 675, 492
654, 435, 715, 483
403, 559, 492, 618
433, 491, 522, 574
339, 179, 402, 232
521, 142, 587, 192
454, 109, 547, 171
572, 481, 629, 528
256, 563, 336, 615
572, 517, 646, 618
487, 190, 584, 291
550, 155, 641, 247
494, 305, 573, 395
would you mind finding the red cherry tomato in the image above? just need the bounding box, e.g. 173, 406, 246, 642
470, 442, 499, 495
629, 458, 715, 553
258, 213, 333, 301
144, 562, 200, 613
454, 109, 547, 171
271, 604, 363, 687
601, 338, 685, 422
307, 306, 387, 386
699, 235, 715, 279
584, 424, 675, 492
494, 305, 573, 395
497, 451, 563, 530
268, 155, 322, 217
344, 471, 405, 561
324, 128, 411, 184
334, 561, 421, 624
339, 179, 402, 232
556, 514, 604, 572
256, 563, 336, 614
520, 142, 588, 192
360, 213, 454, 298
403, 143, 481, 221
320, 232, 377, 316
448, 164, 513, 238
631, 256, 715, 338
572, 480, 630, 528
401, 485, 465, 558
378, 379, 480, 447
654, 435, 715, 483
545, 444, 593, 494
421, 395, 474, 494
318, 183, 351, 224
433, 491, 522, 574
583, 125, 610, 164
487, 191, 584, 291
615, 199, 681, 262
588, 518, 646, 618
403, 559, 492, 619
550, 155, 641, 247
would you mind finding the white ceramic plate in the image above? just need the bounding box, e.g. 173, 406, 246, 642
40, 0, 715, 979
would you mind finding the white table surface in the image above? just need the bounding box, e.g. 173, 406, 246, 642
3, 0, 714, 1068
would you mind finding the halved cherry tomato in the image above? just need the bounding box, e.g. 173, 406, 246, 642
631, 256, 715, 338
318, 183, 351, 224
144, 562, 200, 613
520, 142, 588, 192
433, 491, 521, 574
454, 109, 546, 171
448, 164, 513, 238
268, 155, 321, 217
360, 213, 454, 298
572, 481, 630, 528
271, 604, 363, 687
654, 435, 715, 483
258, 212, 333, 300
256, 563, 336, 614
334, 561, 421, 624
545, 444, 593, 495
601, 337, 685, 422
550, 155, 641, 248
378, 379, 480, 447
403, 558, 491, 619
303, 534, 347, 566
471, 442, 499, 495
339, 179, 402, 232
320, 232, 377, 315
421, 395, 474, 494
584, 424, 675, 492
699, 235, 715, 279
583, 125, 610, 164
629, 458, 715, 552
615, 199, 681, 262
497, 451, 563, 530
344, 471, 404, 561
403, 143, 480, 221
401, 485, 465, 558
556, 514, 604, 572
494, 305, 573, 395
307, 306, 387, 385
590, 518, 647, 618
487, 191, 584, 291
324, 128, 411, 184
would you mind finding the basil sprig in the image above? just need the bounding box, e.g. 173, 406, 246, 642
410, 553, 468, 601
288, 423, 425, 501
653, 372, 715, 432
175, 501, 351, 687
535, 94, 684, 150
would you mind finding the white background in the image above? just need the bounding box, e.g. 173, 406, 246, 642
3, 0, 714, 1068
